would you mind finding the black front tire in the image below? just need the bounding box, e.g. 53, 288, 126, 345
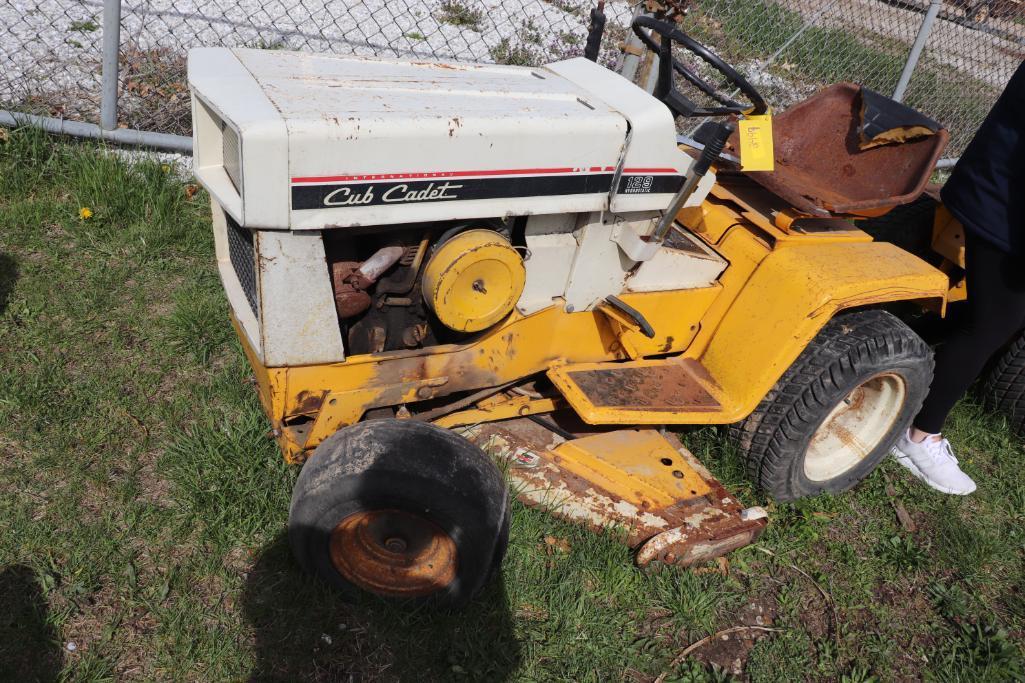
288, 419, 510, 607
982, 330, 1025, 436
731, 310, 933, 501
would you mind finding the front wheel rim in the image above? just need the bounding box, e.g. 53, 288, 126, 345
329, 509, 458, 597
804, 373, 907, 482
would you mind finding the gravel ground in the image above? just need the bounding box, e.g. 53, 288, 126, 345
111, 146, 192, 176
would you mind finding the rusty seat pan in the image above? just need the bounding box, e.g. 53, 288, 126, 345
732, 82, 948, 218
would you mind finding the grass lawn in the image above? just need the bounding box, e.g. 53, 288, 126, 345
0, 127, 1023, 682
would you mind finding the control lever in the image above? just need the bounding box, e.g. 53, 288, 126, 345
653, 121, 736, 242
584, 0, 606, 62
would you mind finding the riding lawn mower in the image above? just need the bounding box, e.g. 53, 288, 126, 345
186, 15, 993, 605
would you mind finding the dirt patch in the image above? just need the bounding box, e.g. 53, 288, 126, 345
692, 596, 779, 678
795, 594, 832, 641
131, 456, 175, 509
58, 580, 120, 667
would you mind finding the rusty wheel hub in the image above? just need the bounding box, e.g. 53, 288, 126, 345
329, 509, 457, 597
805, 373, 907, 481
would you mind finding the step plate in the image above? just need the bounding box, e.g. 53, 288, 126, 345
548, 358, 722, 424
464, 416, 766, 567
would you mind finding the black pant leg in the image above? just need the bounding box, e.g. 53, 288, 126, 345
913, 233, 1025, 433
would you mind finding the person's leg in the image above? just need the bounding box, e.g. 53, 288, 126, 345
893, 233, 1025, 495
913, 233, 1025, 435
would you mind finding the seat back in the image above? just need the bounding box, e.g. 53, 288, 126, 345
733, 83, 948, 218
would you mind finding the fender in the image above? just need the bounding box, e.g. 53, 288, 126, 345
696, 238, 949, 423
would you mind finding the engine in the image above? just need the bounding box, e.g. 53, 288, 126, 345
325, 220, 524, 355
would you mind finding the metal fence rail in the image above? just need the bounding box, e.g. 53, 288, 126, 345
1, 0, 1021, 159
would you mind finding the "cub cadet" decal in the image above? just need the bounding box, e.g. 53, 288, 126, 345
289, 167, 684, 210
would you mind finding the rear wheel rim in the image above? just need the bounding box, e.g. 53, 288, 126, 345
329, 509, 458, 597
804, 373, 907, 482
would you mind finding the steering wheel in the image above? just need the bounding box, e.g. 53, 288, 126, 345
631, 16, 768, 119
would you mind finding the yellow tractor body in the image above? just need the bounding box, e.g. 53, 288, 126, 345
190, 43, 956, 603
240, 184, 947, 464
226, 179, 948, 569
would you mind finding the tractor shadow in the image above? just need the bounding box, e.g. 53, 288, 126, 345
0, 564, 63, 682
0, 253, 17, 316
243, 533, 521, 682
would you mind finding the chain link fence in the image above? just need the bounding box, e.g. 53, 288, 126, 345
1, 0, 105, 124
1, 0, 1022, 159
676, 0, 1023, 157
113, 0, 636, 135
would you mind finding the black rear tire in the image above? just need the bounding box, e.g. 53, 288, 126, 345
982, 330, 1025, 436
288, 419, 509, 607
730, 310, 933, 501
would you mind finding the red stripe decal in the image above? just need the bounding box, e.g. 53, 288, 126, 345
292, 167, 577, 183
623, 167, 679, 173
290, 165, 678, 184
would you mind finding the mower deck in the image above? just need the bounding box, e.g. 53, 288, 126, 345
464, 416, 767, 567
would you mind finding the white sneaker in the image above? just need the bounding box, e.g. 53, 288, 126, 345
891, 430, 977, 495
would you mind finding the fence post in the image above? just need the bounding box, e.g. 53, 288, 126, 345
616, 5, 647, 84
892, 0, 942, 103
100, 0, 122, 130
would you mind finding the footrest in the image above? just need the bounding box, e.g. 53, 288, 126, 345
547, 357, 722, 424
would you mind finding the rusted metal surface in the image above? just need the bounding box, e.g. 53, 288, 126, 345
565, 359, 720, 411
331, 260, 373, 318
432, 392, 565, 429
329, 509, 458, 597
804, 372, 907, 482
330, 246, 405, 319
293, 389, 328, 415
411, 381, 517, 424
465, 417, 767, 567
636, 507, 767, 566
729, 82, 948, 218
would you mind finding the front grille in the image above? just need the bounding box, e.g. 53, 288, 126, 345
222, 121, 242, 194
226, 214, 258, 317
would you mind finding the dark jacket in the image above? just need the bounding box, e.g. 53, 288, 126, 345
941, 61, 1025, 254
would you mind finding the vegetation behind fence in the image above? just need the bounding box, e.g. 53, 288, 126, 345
0, 0, 1022, 157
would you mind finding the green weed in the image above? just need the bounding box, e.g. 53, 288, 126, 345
69, 19, 99, 33
930, 584, 1025, 680
878, 534, 928, 570
490, 37, 540, 66
437, 0, 485, 30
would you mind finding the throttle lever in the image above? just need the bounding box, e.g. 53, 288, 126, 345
653, 120, 735, 242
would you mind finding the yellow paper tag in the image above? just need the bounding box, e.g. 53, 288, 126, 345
738, 113, 775, 172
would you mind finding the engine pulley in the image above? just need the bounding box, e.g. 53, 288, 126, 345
422, 229, 525, 333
